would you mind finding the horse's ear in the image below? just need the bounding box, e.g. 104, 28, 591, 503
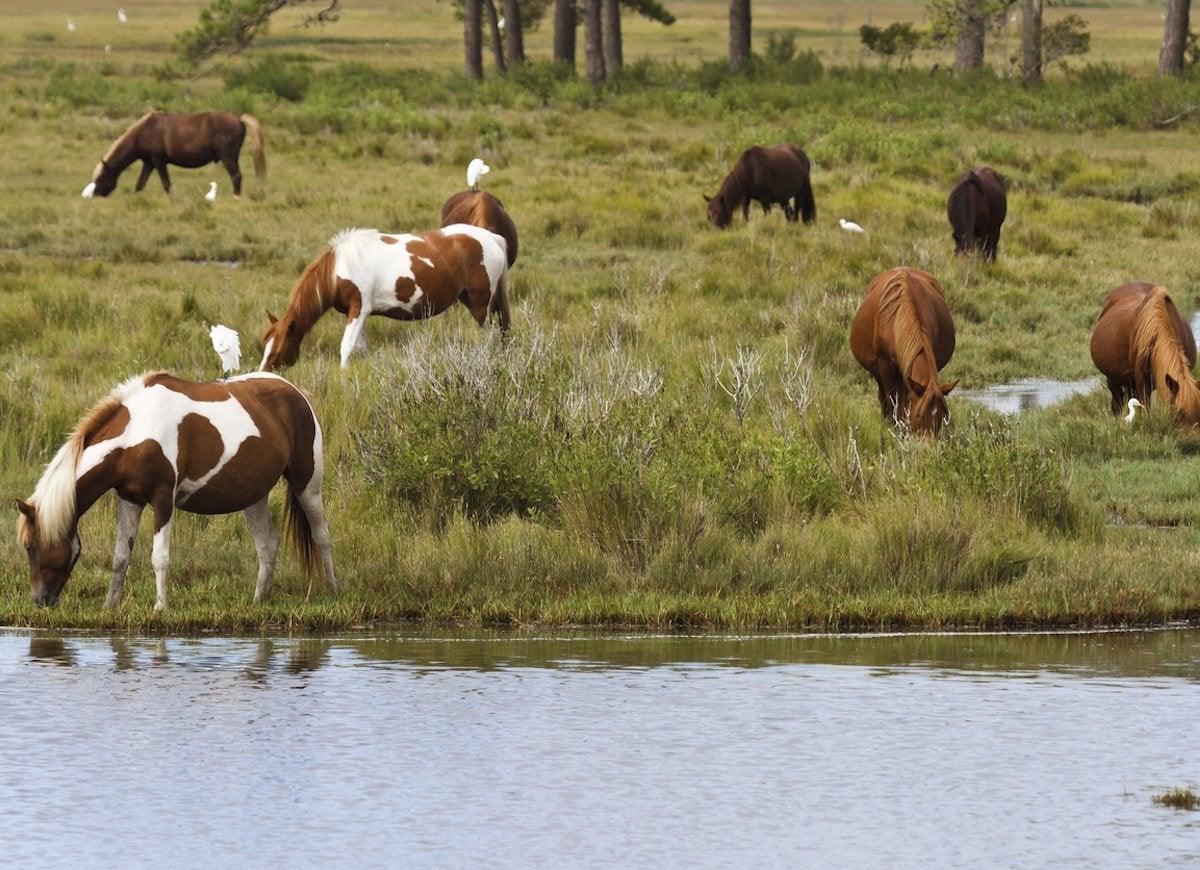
940, 379, 959, 396
265, 309, 278, 325
702, 194, 711, 204
15, 499, 35, 521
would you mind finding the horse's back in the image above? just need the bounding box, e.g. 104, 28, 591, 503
854, 268, 954, 369
1092, 282, 1196, 374
440, 190, 519, 266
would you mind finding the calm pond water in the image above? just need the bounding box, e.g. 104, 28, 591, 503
2, 629, 1198, 868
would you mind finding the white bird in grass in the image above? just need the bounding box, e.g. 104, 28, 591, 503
67, 18, 76, 32
210, 325, 241, 376
1125, 397, 1143, 423
205, 181, 217, 202
467, 157, 490, 191
839, 218, 866, 234
117, 7, 127, 23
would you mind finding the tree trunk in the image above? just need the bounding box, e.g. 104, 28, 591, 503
1159, 0, 1191, 75
553, 0, 576, 68
464, 0, 483, 79
584, 0, 606, 85
602, 0, 623, 75
483, 0, 506, 73
729, 0, 751, 74
503, 0, 525, 67
1020, 0, 1042, 80
955, 0, 986, 71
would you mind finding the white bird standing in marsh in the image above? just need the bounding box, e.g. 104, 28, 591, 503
210, 325, 241, 376
839, 218, 866, 234
205, 181, 217, 202
467, 158, 490, 191
117, 7, 127, 23
67, 18, 76, 31
1125, 398, 1143, 423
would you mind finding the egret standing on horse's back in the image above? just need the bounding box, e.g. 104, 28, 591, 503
439, 159, 519, 268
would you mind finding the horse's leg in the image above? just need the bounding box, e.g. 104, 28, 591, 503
149, 502, 174, 611
222, 156, 243, 196
154, 162, 171, 193
296, 482, 339, 595
338, 300, 367, 367
742, 200, 751, 222
876, 363, 903, 422
134, 161, 154, 192
105, 498, 144, 609
242, 496, 279, 603
1105, 377, 1125, 416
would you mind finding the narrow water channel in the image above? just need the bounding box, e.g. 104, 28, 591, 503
2, 629, 1197, 868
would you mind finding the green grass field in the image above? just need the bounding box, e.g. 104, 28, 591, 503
2, 0, 1200, 632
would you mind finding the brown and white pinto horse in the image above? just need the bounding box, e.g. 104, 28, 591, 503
259, 225, 511, 371
440, 190, 519, 267
851, 267, 958, 436
947, 167, 1007, 261
15, 372, 338, 609
82, 111, 266, 198
1090, 281, 1200, 425
705, 144, 816, 228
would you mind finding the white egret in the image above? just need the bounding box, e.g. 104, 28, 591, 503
210, 325, 241, 375
839, 218, 866, 234
467, 157, 490, 191
117, 7, 127, 23
205, 181, 217, 202
67, 18, 76, 32
1125, 398, 1143, 423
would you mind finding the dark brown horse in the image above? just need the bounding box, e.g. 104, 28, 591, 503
82, 111, 266, 198
440, 190, 519, 267
705, 144, 816, 228
947, 167, 1007, 260
1090, 281, 1200, 425
16, 372, 338, 609
850, 267, 958, 436
259, 225, 511, 371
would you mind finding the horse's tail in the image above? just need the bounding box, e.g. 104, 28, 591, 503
797, 174, 817, 224
283, 478, 319, 578
1134, 287, 1200, 424
240, 113, 267, 181
948, 175, 976, 252
490, 268, 512, 334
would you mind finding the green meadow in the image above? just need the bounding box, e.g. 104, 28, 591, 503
2, 0, 1200, 631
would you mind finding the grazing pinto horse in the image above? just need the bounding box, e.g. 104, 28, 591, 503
1090, 282, 1200, 425
83, 111, 266, 197
15, 372, 338, 610
440, 190, 519, 267
851, 267, 958, 436
259, 225, 510, 371
705, 144, 816, 229
947, 167, 1007, 261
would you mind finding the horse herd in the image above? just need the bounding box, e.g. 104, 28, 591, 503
13, 115, 1190, 610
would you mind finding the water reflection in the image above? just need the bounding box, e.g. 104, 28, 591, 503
957, 377, 1100, 416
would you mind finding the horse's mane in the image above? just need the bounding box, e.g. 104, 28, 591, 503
1133, 287, 1200, 423
467, 194, 495, 227
878, 273, 935, 388
20, 373, 151, 546
716, 154, 751, 207
282, 235, 352, 331
102, 112, 157, 164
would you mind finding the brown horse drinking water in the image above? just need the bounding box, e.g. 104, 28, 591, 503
947, 167, 1007, 261
15, 372, 338, 610
440, 190, 519, 267
259, 225, 511, 371
1090, 281, 1200, 425
81, 111, 266, 198
705, 144, 816, 228
850, 267, 958, 436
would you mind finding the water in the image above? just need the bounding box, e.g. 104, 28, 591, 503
957, 377, 1100, 416
2, 629, 1198, 868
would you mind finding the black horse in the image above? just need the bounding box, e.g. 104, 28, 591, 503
947, 167, 1007, 261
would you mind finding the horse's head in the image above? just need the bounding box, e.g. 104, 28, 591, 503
86, 160, 119, 198
907, 378, 958, 436
704, 193, 731, 229
260, 310, 301, 371
15, 500, 81, 607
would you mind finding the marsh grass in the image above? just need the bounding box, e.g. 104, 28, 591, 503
1152, 788, 1198, 811
3, 1, 1200, 630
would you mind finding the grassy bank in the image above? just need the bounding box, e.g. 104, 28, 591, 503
2, 0, 1200, 631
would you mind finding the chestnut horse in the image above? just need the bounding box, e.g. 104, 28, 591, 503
947, 167, 1007, 261
15, 372, 338, 610
440, 190, 519, 267
82, 111, 266, 197
259, 225, 510, 371
1090, 282, 1200, 424
851, 267, 958, 436
705, 144, 816, 228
